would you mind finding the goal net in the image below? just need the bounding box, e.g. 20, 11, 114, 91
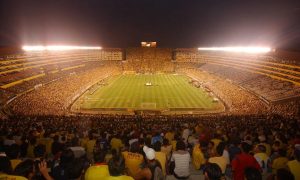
141, 103, 157, 109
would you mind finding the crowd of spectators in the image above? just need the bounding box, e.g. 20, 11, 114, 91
0, 114, 299, 180
9, 64, 121, 116
179, 67, 300, 118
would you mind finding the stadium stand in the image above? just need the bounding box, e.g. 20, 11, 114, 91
0, 47, 299, 180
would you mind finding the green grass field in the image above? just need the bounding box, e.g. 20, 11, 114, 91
79, 74, 221, 110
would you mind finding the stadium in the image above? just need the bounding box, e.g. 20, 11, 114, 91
0, 0, 300, 180
1, 46, 299, 117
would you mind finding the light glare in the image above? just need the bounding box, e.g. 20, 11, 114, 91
22, 45, 102, 51
198, 46, 271, 53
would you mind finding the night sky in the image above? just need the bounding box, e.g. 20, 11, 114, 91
0, 0, 299, 50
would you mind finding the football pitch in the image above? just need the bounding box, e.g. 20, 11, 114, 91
77, 74, 223, 112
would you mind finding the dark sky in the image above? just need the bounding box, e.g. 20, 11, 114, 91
0, 0, 299, 50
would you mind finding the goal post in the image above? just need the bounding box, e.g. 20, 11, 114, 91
141, 103, 157, 109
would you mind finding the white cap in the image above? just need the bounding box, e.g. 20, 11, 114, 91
143, 146, 155, 160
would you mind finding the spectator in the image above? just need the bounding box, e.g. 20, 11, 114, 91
287, 145, 300, 180
6, 144, 22, 170
271, 149, 288, 173
204, 163, 222, 180
208, 143, 227, 174
135, 146, 164, 180
122, 142, 144, 178
231, 142, 261, 180
85, 149, 110, 180
244, 167, 262, 180
171, 140, 190, 179
153, 141, 167, 176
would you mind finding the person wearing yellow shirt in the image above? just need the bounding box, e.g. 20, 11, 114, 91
258, 135, 271, 156
6, 144, 22, 170
208, 143, 227, 174
26, 138, 37, 159
161, 138, 173, 161
153, 141, 167, 176
37, 132, 53, 156
165, 130, 174, 145
85, 134, 96, 161
122, 142, 144, 178
111, 134, 124, 152
85, 150, 110, 180
271, 149, 289, 173
0, 156, 27, 180
105, 149, 134, 180
254, 144, 269, 175
211, 134, 222, 151
103, 175, 134, 180
287, 146, 300, 180
192, 143, 206, 170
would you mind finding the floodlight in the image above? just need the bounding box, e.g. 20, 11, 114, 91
22, 45, 102, 51
198, 46, 271, 53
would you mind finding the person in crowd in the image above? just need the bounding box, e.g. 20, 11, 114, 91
254, 144, 270, 175
153, 141, 167, 176
152, 132, 163, 145
135, 146, 164, 180
204, 163, 222, 180
244, 167, 262, 180
52, 149, 76, 180
110, 134, 124, 153
122, 142, 144, 178
86, 133, 96, 161
231, 142, 261, 180
271, 149, 288, 173
287, 145, 300, 180
0, 156, 27, 180
6, 144, 22, 170
108, 149, 125, 175
192, 141, 206, 170
69, 137, 86, 158
51, 135, 63, 160
14, 159, 54, 180
271, 168, 295, 180
208, 143, 227, 175
182, 124, 190, 144
171, 140, 190, 179
161, 138, 172, 161
84, 149, 110, 180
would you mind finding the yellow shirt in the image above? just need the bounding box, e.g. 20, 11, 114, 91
26, 144, 35, 158
192, 144, 206, 170
103, 175, 134, 180
165, 132, 174, 144
122, 151, 144, 177
171, 140, 177, 151
10, 159, 22, 170
155, 151, 167, 175
211, 139, 222, 150
287, 160, 300, 180
272, 157, 288, 173
111, 138, 123, 151
84, 164, 110, 180
86, 139, 96, 154
161, 145, 172, 160
80, 137, 88, 147
259, 143, 271, 156
38, 138, 53, 155
208, 156, 227, 174
0, 174, 28, 180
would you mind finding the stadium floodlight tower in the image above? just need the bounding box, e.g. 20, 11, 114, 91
198, 46, 271, 54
